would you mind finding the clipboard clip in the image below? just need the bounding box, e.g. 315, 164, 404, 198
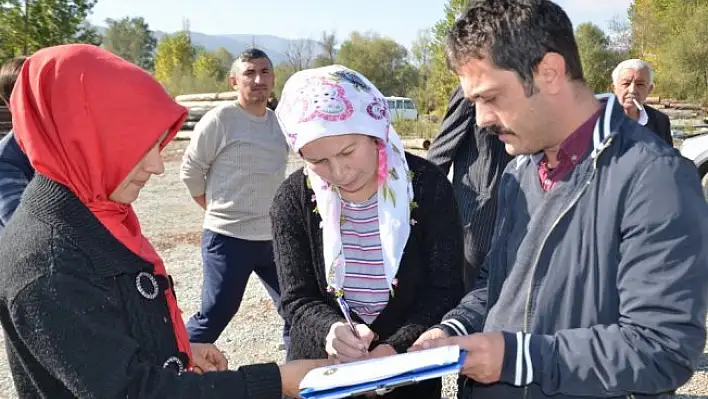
374, 387, 394, 396
344, 379, 417, 397
371, 380, 416, 396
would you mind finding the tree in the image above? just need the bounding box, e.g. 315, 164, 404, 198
154, 31, 196, 84
628, 0, 708, 101
103, 17, 157, 71
193, 50, 224, 81
313, 30, 337, 67
212, 47, 235, 76
411, 29, 434, 113
0, 0, 100, 61
575, 23, 623, 93
428, 0, 469, 113
336, 31, 418, 97
274, 63, 297, 97
607, 15, 632, 54
657, 3, 708, 102
285, 39, 314, 71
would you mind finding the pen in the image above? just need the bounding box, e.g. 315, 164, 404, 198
336, 296, 361, 339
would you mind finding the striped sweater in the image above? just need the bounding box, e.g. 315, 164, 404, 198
340, 195, 388, 324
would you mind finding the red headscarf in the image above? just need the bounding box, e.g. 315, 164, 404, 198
11, 44, 193, 367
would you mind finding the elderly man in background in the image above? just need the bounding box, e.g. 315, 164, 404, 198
611, 58, 673, 146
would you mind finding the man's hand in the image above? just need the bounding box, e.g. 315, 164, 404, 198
418, 332, 505, 384
280, 359, 334, 397
408, 328, 448, 352
325, 322, 376, 363
190, 343, 228, 374
192, 194, 206, 210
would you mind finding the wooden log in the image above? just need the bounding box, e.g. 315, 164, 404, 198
0, 106, 11, 135
180, 121, 198, 131
663, 109, 700, 119
175, 91, 238, 102
668, 102, 704, 111
402, 138, 431, 150
174, 130, 193, 141
175, 93, 218, 102
645, 96, 661, 105
186, 107, 213, 122
670, 118, 708, 127
0, 106, 11, 124
177, 100, 234, 108
216, 91, 239, 100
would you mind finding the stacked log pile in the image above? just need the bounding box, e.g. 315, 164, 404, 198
0, 106, 11, 136
645, 97, 708, 125
175, 91, 238, 131
172, 91, 434, 149
171, 92, 707, 145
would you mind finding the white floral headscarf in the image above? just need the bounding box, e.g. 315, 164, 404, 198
275, 65, 415, 296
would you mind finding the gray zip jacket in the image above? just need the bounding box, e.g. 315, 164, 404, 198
439, 94, 708, 399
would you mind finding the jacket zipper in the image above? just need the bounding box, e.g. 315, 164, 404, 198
521, 148, 607, 399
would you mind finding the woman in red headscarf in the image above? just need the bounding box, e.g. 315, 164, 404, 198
0, 44, 327, 399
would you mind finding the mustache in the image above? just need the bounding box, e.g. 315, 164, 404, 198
488, 125, 516, 136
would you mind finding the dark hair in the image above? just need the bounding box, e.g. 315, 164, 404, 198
266, 93, 279, 111
445, 0, 584, 96
231, 48, 273, 77
0, 56, 27, 107
238, 48, 272, 66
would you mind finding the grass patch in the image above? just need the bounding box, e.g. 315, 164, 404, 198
392, 119, 441, 140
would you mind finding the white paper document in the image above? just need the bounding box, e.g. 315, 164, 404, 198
299, 345, 461, 392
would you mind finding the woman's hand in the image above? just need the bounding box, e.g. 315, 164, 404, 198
190, 342, 228, 374
325, 322, 376, 363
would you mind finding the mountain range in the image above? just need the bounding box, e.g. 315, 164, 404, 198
95, 26, 325, 65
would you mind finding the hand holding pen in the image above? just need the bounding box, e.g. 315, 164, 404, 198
324, 297, 377, 363
336, 296, 361, 339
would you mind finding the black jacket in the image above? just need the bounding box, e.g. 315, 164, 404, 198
0, 175, 282, 398
270, 154, 465, 398
645, 104, 673, 146
426, 85, 513, 290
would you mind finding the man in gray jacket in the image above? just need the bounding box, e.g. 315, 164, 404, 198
412, 1, 708, 398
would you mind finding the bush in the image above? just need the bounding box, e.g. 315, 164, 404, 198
392, 119, 440, 139
163, 69, 231, 97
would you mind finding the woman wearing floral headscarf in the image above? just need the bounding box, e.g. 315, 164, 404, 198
272, 66, 465, 397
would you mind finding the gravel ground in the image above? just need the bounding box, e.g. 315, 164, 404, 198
0, 139, 705, 398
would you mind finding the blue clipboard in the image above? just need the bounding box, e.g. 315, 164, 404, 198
299, 350, 466, 399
